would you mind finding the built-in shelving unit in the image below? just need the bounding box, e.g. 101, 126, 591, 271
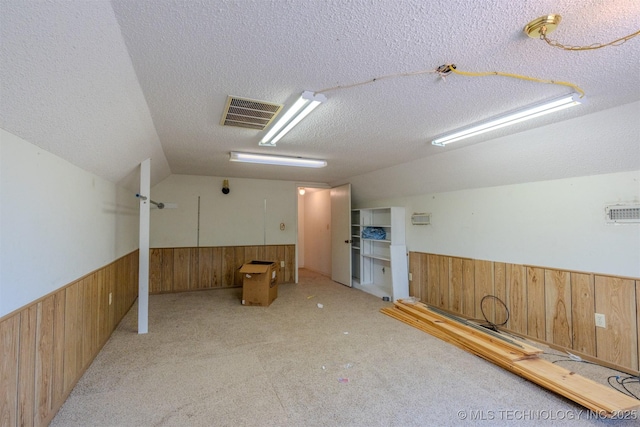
351, 207, 409, 301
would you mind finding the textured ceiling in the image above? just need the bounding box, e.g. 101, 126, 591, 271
1, 0, 639, 191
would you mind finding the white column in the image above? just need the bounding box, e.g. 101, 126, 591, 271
138, 158, 150, 334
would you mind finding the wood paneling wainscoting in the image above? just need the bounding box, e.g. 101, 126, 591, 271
408, 252, 640, 373
149, 245, 296, 293
0, 251, 138, 427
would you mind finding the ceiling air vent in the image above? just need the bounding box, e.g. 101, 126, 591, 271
220, 96, 283, 130
605, 204, 640, 224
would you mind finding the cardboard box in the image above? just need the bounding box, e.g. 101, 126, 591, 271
240, 261, 278, 306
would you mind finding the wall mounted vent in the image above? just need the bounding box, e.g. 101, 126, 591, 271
411, 212, 431, 225
605, 204, 640, 224
220, 96, 283, 130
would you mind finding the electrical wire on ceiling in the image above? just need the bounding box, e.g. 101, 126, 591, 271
438, 64, 586, 98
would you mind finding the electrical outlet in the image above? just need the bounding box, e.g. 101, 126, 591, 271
595, 313, 606, 328
409, 272, 413, 281
109, 292, 112, 306
280, 261, 285, 268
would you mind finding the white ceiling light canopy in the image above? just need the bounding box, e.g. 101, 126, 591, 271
432, 93, 584, 146
259, 91, 327, 146
229, 152, 327, 168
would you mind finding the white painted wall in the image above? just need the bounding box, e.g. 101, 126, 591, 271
302, 189, 332, 276
0, 129, 139, 317
149, 175, 297, 247
355, 171, 640, 278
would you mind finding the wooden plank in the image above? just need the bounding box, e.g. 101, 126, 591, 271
544, 269, 573, 349
571, 273, 596, 356
51, 290, 66, 408
419, 253, 429, 304
408, 252, 421, 300
18, 304, 37, 427
426, 254, 439, 306
438, 256, 450, 309
595, 276, 638, 370
63, 282, 81, 391
449, 257, 463, 313
474, 260, 494, 322
527, 267, 545, 340
0, 314, 20, 427
277, 246, 286, 283
188, 248, 199, 290
462, 258, 475, 318
212, 247, 223, 288
285, 245, 295, 283
173, 248, 190, 292
244, 246, 259, 263
222, 246, 236, 287
35, 297, 54, 425
82, 277, 93, 369
231, 246, 243, 287
149, 248, 163, 293
505, 264, 527, 335
106, 264, 116, 332
161, 248, 174, 292
198, 247, 213, 289
494, 262, 507, 326
637, 280, 640, 372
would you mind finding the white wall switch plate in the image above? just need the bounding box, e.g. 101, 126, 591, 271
409, 272, 413, 281
280, 261, 285, 268
595, 313, 606, 328
109, 292, 112, 305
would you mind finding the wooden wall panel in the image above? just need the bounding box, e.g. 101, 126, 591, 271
544, 269, 572, 349
213, 247, 224, 287
449, 257, 463, 313
408, 252, 421, 299
161, 248, 174, 293
494, 263, 507, 326
526, 267, 545, 340
0, 314, 20, 427
265, 246, 279, 282
233, 247, 244, 287
438, 256, 449, 309
408, 251, 640, 372
595, 276, 638, 370
173, 248, 191, 292
505, 264, 527, 335
149, 249, 163, 293
419, 253, 429, 304
18, 305, 37, 427
285, 245, 295, 284
461, 259, 475, 318
276, 246, 286, 283
0, 250, 138, 427
189, 248, 199, 290
51, 290, 66, 408
474, 260, 494, 322
198, 247, 213, 289
34, 297, 54, 425
571, 273, 596, 356
222, 247, 236, 287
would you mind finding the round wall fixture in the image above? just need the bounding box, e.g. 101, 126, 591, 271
524, 14, 562, 38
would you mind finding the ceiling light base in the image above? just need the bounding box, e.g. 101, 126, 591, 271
524, 14, 562, 38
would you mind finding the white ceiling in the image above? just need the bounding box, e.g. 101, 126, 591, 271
1, 0, 639, 192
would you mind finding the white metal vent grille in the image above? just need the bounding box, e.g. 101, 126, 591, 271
605, 204, 640, 224
411, 212, 431, 225
220, 96, 282, 130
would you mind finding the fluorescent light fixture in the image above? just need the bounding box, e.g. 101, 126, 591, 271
229, 152, 327, 168
259, 91, 327, 146
432, 93, 584, 146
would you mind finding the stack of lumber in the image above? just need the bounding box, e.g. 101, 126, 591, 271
381, 300, 640, 417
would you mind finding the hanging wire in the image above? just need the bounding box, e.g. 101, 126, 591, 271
441, 64, 585, 98
541, 28, 640, 51
315, 68, 439, 94
314, 63, 584, 98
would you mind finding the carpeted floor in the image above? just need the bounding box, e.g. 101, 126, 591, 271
50, 269, 638, 426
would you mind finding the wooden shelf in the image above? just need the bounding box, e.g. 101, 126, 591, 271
362, 253, 390, 262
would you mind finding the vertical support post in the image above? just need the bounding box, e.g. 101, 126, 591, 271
138, 158, 150, 334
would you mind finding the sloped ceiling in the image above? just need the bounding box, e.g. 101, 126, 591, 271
1, 0, 639, 192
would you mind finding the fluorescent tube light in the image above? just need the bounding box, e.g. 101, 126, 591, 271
259, 91, 327, 146
229, 152, 327, 168
432, 93, 584, 146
